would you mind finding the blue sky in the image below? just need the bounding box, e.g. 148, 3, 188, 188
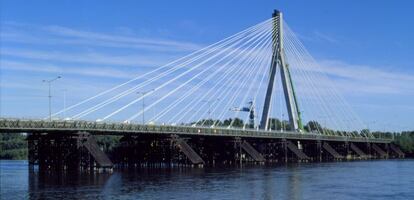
1, 0, 413, 131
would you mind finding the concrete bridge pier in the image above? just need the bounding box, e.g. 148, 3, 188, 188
349, 142, 369, 159
321, 142, 346, 161
389, 143, 405, 158
316, 140, 322, 162
366, 142, 372, 159
27, 132, 113, 172
371, 143, 389, 159
282, 139, 288, 163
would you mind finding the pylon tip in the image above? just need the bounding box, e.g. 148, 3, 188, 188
272, 9, 281, 17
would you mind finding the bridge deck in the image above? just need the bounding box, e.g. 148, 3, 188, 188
0, 119, 391, 143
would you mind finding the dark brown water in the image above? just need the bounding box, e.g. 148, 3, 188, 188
1, 160, 413, 200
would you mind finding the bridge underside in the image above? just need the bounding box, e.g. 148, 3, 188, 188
1, 119, 402, 171
24, 131, 403, 171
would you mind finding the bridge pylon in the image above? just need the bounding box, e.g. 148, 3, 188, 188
259, 10, 303, 131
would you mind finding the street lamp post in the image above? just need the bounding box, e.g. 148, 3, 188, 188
137, 89, 154, 124
368, 120, 377, 131
43, 76, 61, 121
202, 98, 220, 125
62, 89, 67, 119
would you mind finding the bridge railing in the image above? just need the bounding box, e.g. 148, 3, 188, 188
0, 118, 392, 143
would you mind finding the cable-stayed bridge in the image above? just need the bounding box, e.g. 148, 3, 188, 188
0, 10, 404, 170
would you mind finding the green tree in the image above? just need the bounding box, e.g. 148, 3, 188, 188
0, 133, 28, 160
304, 121, 323, 133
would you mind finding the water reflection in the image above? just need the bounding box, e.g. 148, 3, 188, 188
28, 170, 112, 199
287, 166, 302, 200
1, 160, 413, 200
26, 167, 309, 200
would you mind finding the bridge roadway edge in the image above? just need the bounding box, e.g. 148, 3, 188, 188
0, 119, 392, 143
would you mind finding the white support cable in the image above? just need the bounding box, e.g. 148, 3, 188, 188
194, 60, 253, 126
278, 67, 284, 131
148, 29, 271, 124
71, 21, 273, 119
205, 57, 260, 127
284, 35, 343, 135
283, 29, 337, 127
228, 37, 274, 128
191, 45, 261, 126
270, 64, 277, 131
245, 45, 273, 129
284, 25, 325, 133
167, 43, 258, 124
239, 51, 271, 129
197, 30, 274, 127
229, 28, 279, 128
213, 29, 274, 128
261, 31, 282, 131
149, 64, 235, 123
283, 32, 335, 134
284, 23, 365, 136
124, 24, 273, 122
84, 23, 272, 120
175, 26, 275, 125
211, 44, 269, 127
283, 38, 336, 133
148, 42, 248, 123
284, 27, 357, 134
283, 44, 326, 134
169, 44, 256, 125
210, 32, 275, 126
266, 23, 316, 133
270, 52, 282, 132
256, 37, 279, 131
60, 20, 270, 119
170, 23, 276, 125
72, 41, 232, 119
129, 43, 263, 123
239, 43, 273, 129
50, 19, 272, 119
167, 60, 241, 124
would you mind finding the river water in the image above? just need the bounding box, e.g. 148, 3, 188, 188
0, 160, 413, 200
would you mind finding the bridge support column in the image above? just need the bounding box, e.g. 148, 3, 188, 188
262, 140, 282, 163
316, 140, 322, 162
322, 142, 345, 160
345, 141, 352, 159
366, 142, 372, 159
27, 133, 39, 169
282, 139, 288, 163
372, 143, 388, 159
286, 140, 310, 161
27, 132, 112, 172
350, 143, 368, 159
236, 139, 265, 163
385, 143, 390, 158
171, 135, 204, 167
389, 144, 405, 158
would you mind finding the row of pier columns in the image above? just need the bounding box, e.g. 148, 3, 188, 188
27, 132, 405, 171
